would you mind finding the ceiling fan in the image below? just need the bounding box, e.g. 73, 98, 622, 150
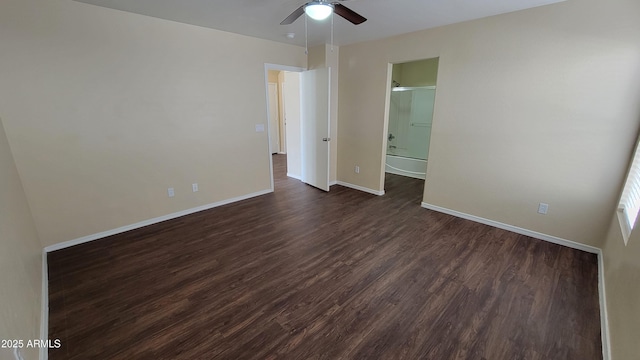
280, 0, 367, 25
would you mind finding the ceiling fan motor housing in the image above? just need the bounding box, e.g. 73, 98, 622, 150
304, 1, 335, 21
280, 0, 367, 25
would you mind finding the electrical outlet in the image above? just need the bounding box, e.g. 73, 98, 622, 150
192, 183, 199, 192
355, 165, 360, 174
538, 203, 549, 215
168, 188, 175, 197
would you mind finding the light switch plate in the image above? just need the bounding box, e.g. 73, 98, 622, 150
255, 124, 265, 132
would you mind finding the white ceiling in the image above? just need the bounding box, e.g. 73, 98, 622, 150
74, 0, 563, 47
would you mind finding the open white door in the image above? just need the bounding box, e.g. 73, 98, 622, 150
283, 72, 302, 179
300, 67, 331, 192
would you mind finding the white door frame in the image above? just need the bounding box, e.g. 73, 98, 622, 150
380, 60, 441, 195
267, 82, 280, 154
264, 63, 305, 192
379, 63, 394, 192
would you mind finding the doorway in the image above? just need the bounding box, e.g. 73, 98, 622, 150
264, 64, 331, 193
266, 68, 298, 189
382, 58, 439, 199
267, 82, 282, 155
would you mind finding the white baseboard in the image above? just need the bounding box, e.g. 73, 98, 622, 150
598, 251, 611, 360
420, 201, 609, 358
40, 251, 48, 360
335, 181, 385, 196
420, 202, 600, 254
329, 180, 337, 186
385, 168, 426, 180
45, 189, 272, 252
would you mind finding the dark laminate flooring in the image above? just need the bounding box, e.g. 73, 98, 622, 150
48, 154, 602, 359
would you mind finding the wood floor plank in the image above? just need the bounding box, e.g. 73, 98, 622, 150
48, 154, 602, 359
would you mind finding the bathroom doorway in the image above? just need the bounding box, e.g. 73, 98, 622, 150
383, 58, 439, 199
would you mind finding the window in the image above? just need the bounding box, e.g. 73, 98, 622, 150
618, 141, 640, 244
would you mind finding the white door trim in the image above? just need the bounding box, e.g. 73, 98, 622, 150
267, 82, 280, 154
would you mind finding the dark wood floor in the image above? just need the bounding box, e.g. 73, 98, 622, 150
48, 154, 602, 359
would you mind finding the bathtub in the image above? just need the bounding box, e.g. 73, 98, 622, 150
385, 154, 427, 180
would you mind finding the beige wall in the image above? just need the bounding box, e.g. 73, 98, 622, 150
602, 213, 640, 359
0, 0, 306, 246
0, 117, 42, 360
307, 45, 327, 71
337, 0, 640, 248
394, 57, 439, 87
307, 44, 339, 183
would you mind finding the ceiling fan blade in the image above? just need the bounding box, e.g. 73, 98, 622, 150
280, 5, 305, 25
333, 3, 367, 25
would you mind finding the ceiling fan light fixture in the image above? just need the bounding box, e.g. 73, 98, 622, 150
304, 3, 333, 21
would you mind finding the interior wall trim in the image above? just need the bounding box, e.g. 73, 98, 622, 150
598, 252, 612, 360
420, 202, 599, 253
40, 251, 48, 360
335, 181, 385, 196
420, 201, 610, 360
44, 189, 273, 252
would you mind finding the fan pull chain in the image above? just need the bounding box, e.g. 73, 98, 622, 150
305, 14, 308, 55
330, 11, 334, 52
